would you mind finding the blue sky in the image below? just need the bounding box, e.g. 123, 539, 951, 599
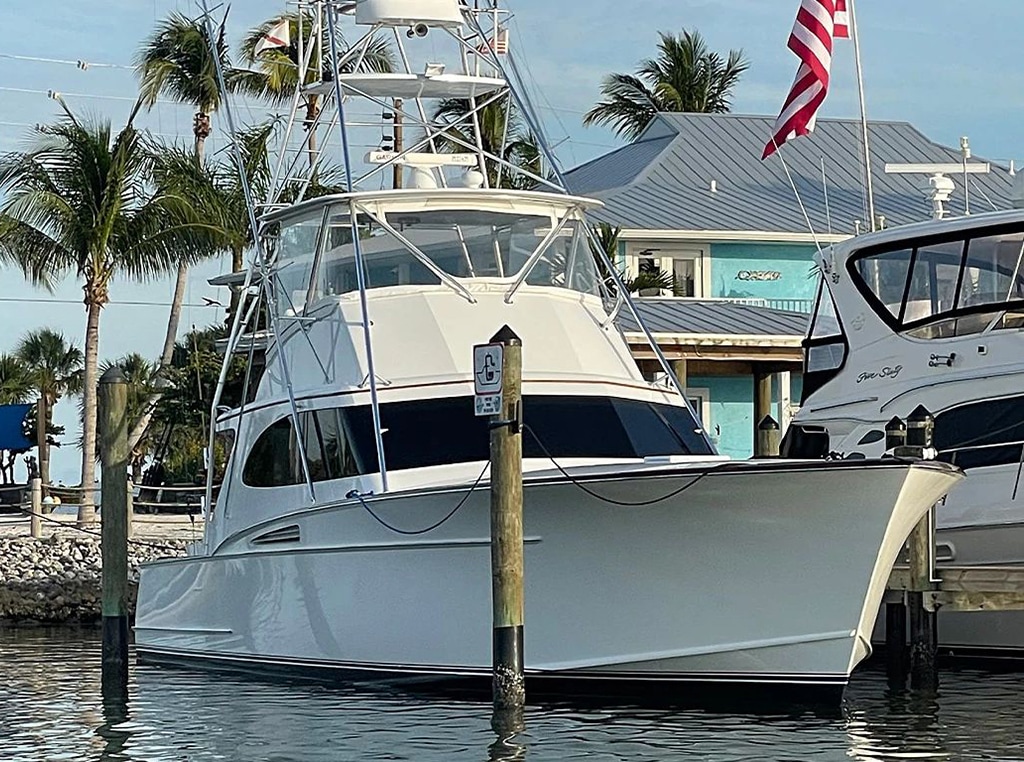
0, 0, 1020, 483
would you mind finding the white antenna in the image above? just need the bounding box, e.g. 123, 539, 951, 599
960, 135, 972, 214
885, 162, 991, 220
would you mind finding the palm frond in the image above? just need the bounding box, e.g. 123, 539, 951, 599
585, 29, 749, 138
135, 12, 230, 114
583, 74, 659, 140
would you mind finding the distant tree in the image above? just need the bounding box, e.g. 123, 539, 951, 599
0, 354, 33, 486
0, 354, 32, 406
432, 98, 542, 189
584, 30, 749, 139
15, 328, 83, 493
152, 325, 247, 484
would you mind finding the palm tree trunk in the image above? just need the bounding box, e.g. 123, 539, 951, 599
78, 299, 102, 525
227, 245, 244, 325
306, 96, 320, 175
36, 390, 48, 496
127, 117, 208, 453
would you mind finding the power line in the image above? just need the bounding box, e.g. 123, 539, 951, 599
0, 297, 220, 308
0, 53, 132, 70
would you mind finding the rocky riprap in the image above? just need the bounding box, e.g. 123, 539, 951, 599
0, 533, 188, 624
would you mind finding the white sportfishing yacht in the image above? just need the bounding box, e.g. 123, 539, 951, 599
791, 205, 1024, 659
134, 0, 961, 700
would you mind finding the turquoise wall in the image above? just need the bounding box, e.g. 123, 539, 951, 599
690, 374, 804, 459
709, 243, 818, 303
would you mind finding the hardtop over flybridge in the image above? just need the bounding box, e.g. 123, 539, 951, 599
134, 0, 962, 701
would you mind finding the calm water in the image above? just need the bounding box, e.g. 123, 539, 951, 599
3, 630, 1024, 761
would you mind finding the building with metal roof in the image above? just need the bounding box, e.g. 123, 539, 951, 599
567, 113, 1013, 238
567, 112, 1015, 458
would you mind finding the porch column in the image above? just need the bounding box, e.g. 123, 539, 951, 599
777, 371, 792, 433
753, 366, 773, 455
671, 358, 687, 395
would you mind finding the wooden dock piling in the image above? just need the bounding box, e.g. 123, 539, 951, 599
907, 510, 937, 690
905, 406, 938, 690
98, 367, 130, 689
488, 325, 525, 736
29, 477, 42, 539
756, 415, 781, 457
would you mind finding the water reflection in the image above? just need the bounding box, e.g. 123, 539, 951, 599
3, 629, 1024, 761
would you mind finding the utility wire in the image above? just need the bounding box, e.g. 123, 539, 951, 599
0, 297, 221, 308
0, 52, 131, 70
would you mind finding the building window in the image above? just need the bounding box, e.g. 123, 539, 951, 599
630, 248, 704, 297
686, 388, 711, 426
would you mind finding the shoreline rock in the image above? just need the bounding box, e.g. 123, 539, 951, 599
0, 533, 188, 624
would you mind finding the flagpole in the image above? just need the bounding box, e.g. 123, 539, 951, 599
848, 0, 877, 232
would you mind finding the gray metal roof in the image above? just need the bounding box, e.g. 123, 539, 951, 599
617, 298, 810, 337
566, 113, 1014, 235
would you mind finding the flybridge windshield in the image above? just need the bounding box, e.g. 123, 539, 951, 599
850, 225, 1024, 338
267, 204, 602, 314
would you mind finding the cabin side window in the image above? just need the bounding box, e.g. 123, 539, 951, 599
242, 411, 372, 488
850, 226, 1024, 338
935, 395, 1024, 470
801, 277, 847, 401
242, 417, 303, 488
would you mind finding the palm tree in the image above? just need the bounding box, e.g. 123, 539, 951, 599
584, 30, 749, 140
235, 11, 394, 170
0, 354, 32, 405
152, 324, 247, 484
136, 12, 233, 414
123, 123, 275, 453
0, 106, 217, 523
15, 329, 83, 493
432, 98, 541, 189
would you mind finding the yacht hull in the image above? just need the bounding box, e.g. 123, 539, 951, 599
135, 459, 959, 700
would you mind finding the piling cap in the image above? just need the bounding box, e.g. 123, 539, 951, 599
758, 415, 779, 431
885, 416, 907, 433
490, 324, 521, 345
907, 405, 934, 425
99, 367, 126, 384
906, 405, 935, 448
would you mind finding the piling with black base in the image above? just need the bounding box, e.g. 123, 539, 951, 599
885, 600, 907, 690
488, 326, 525, 736
906, 405, 938, 692
99, 367, 130, 691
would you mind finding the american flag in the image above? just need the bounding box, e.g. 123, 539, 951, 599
476, 28, 509, 56
763, 0, 850, 159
